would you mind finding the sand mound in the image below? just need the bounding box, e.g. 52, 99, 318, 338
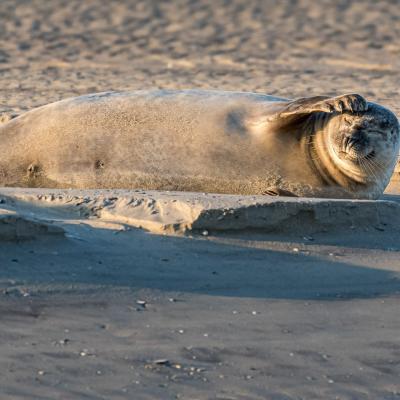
1, 188, 399, 236
0, 208, 64, 241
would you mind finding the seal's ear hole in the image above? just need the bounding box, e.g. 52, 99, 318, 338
95, 160, 105, 169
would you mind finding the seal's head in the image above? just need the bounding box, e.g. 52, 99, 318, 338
312, 103, 399, 197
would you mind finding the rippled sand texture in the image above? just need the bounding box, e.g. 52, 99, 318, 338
0, 0, 399, 116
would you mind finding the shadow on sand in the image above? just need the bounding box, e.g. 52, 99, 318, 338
1, 220, 399, 301
0, 193, 399, 300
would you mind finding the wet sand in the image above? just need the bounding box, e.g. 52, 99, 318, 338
1, 1, 400, 399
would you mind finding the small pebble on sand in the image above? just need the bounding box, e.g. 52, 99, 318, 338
153, 359, 170, 365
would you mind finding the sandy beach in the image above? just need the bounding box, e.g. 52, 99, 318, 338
1, 1, 400, 399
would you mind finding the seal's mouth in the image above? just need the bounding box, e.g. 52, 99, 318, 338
337, 134, 373, 162
338, 149, 375, 163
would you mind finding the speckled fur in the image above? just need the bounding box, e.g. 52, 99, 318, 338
0, 90, 398, 199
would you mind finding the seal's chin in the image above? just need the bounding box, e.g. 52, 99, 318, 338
330, 143, 375, 183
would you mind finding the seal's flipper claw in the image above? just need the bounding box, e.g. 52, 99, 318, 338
263, 189, 279, 196
322, 94, 368, 114
277, 94, 368, 119
263, 187, 298, 197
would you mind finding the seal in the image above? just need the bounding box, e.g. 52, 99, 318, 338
0, 90, 398, 199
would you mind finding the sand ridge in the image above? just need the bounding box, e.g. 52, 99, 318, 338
1, 188, 400, 237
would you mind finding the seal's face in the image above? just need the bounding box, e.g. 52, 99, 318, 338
324, 103, 399, 185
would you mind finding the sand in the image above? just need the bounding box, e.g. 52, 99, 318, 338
1, 0, 400, 399
1, 189, 400, 399
1, 188, 400, 236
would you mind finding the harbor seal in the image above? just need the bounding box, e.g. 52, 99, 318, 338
0, 90, 398, 199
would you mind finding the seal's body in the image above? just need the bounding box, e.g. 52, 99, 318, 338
0, 90, 398, 198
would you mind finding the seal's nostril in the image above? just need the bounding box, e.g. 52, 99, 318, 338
365, 150, 376, 160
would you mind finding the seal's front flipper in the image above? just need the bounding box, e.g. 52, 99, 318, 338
279, 93, 368, 118
263, 187, 298, 197
0, 111, 19, 124
248, 94, 368, 137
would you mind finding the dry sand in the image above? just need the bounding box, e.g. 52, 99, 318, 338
1, 1, 400, 399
